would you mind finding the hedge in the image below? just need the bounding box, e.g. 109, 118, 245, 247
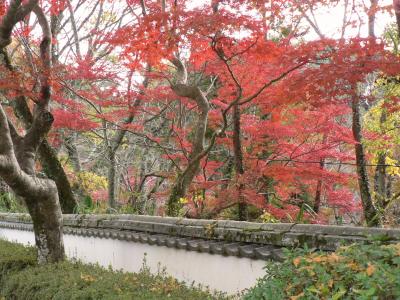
4, 239, 399, 300
0, 240, 224, 300
244, 242, 400, 300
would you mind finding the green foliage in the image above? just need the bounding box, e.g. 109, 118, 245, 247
244, 242, 400, 300
73, 195, 97, 214
0, 240, 36, 286
73, 198, 142, 215
0, 240, 224, 300
0, 193, 27, 213
364, 100, 400, 177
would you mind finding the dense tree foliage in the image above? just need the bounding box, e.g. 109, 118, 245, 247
1, 0, 400, 261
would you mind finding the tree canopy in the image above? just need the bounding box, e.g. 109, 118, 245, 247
1, 2, 400, 261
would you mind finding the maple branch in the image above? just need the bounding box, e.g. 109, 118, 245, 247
226, 38, 259, 62
144, 105, 169, 123
0, 4, 77, 212
171, 57, 188, 85
66, 0, 82, 60
340, 0, 350, 39
214, 60, 309, 139
0, 101, 55, 198
183, 61, 309, 184
137, 172, 167, 194
395, 0, 400, 37
0, 0, 38, 49
58, 1, 100, 57
110, 65, 151, 153
140, 0, 147, 16
0, 105, 14, 162
205, 76, 218, 96
297, 1, 325, 40
212, 40, 243, 95
8, 4, 54, 175
0, 2, 53, 175
7, 118, 22, 144
166, 57, 213, 213
170, 57, 210, 153
238, 61, 309, 106
86, 114, 183, 172
33, 5, 52, 108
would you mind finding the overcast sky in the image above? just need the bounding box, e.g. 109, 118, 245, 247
307, 0, 394, 39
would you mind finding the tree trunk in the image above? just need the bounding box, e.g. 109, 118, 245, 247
65, 133, 81, 173
7, 177, 64, 263
105, 66, 150, 209
167, 145, 206, 215
394, 0, 400, 36
39, 139, 78, 213
368, 0, 377, 37
0, 2, 65, 263
314, 158, 325, 213
25, 183, 64, 264
233, 103, 247, 221
352, 97, 379, 226
351, 0, 380, 226
11, 76, 77, 214
314, 136, 327, 213
108, 149, 117, 208
167, 58, 210, 216
374, 152, 387, 207
0, 106, 65, 263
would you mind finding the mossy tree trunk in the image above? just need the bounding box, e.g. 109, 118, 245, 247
352, 97, 379, 226
232, 104, 247, 221
167, 58, 210, 216
0, 1, 64, 263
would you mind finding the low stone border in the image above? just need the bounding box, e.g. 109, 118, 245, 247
1, 213, 400, 259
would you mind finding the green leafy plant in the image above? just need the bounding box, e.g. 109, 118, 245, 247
0, 193, 27, 213
244, 242, 400, 300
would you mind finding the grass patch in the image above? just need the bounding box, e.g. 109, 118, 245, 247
0, 240, 225, 299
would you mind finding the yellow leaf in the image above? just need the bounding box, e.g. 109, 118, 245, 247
328, 253, 342, 263
346, 261, 359, 271
328, 279, 334, 288
310, 256, 324, 263
80, 273, 96, 283
387, 243, 400, 256
293, 257, 301, 267
179, 197, 188, 204
366, 263, 376, 276
290, 292, 304, 300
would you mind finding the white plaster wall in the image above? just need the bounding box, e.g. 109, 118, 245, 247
0, 227, 266, 294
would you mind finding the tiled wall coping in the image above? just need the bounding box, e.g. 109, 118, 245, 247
1, 213, 399, 260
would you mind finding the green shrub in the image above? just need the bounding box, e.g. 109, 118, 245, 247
0, 240, 223, 299
244, 242, 400, 300
0, 193, 27, 213
0, 240, 36, 285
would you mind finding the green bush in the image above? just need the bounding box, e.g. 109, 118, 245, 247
0, 193, 27, 213
0, 240, 223, 300
244, 242, 400, 300
0, 240, 36, 285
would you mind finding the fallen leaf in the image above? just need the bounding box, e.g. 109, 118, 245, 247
366, 263, 375, 276
293, 257, 301, 267
290, 292, 304, 300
